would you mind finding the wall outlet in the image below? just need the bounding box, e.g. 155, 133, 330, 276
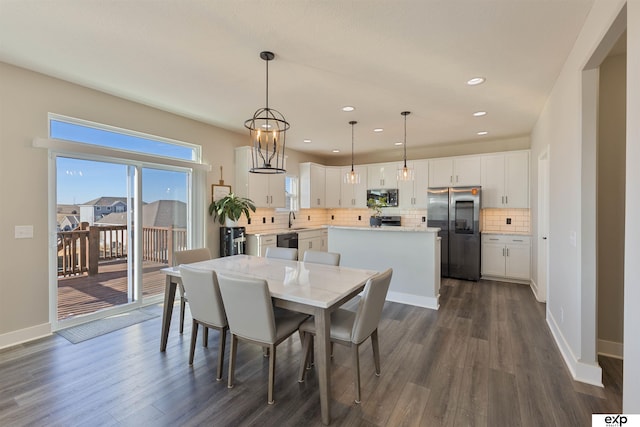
358, 215, 362, 221
271, 217, 274, 223
569, 231, 577, 247
331, 215, 334, 220
422, 216, 426, 222
307, 215, 310, 221
262, 217, 266, 224
506, 218, 511, 224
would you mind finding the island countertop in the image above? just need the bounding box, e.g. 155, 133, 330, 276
328, 225, 441, 233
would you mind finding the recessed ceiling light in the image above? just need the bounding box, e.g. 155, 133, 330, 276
373, 128, 384, 133
332, 149, 340, 153
467, 77, 486, 86
342, 106, 355, 112
473, 111, 487, 117
303, 139, 311, 143
477, 131, 489, 136
394, 142, 403, 146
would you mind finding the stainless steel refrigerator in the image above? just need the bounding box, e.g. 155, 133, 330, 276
427, 186, 481, 281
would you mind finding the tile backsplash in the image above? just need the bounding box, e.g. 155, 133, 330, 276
234, 206, 530, 235
481, 208, 530, 234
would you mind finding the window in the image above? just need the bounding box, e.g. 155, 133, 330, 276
284, 176, 298, 212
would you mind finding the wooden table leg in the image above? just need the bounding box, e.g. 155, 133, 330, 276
315, 308, 331, 425
160, 275, 177, 352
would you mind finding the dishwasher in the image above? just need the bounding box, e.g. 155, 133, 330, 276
277, 232, 298, 249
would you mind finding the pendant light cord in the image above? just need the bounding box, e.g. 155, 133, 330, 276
350, 120, 357, 172
401, 111, 410, 168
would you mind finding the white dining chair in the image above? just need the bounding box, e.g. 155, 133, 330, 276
302, 250, 340, 266
297, 268, 393, 403
265, 247, 298, 260
217, 273, 309, 404
178, 264, 228, 381
174, 248, 212, 335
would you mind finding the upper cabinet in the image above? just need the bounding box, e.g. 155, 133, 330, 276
300, 163, 326, 208
367, 163, 398, 189
341, 165, 368, 208
398, 160, 429, 209
481, 151, 529, 208
429, 156, 481, 187
325, 167, 342, 208
235, 147, 286, 208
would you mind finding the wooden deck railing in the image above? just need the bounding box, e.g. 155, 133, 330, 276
57, 223, 187, 277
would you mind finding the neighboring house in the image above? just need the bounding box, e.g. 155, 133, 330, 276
57, 215, 80, 232
95, 200, 186, 228
79, 197, 128, 225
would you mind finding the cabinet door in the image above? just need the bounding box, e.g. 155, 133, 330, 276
429, 158, 453, 187
412, 160, 429, 208
481, 154, 506, 208
248, 173, 271, 207
453, 156, 481, 187
505, 151, 529, 208
505, 243, 530, 280
260, 236, 277, 257
481, 242, 506, 277
398, 161, 415, 208
310, 164, 325, 207
268, 174, 286, 208
325, 167, 342, 208
320, 230, 328, 251
352, 166, 368, 207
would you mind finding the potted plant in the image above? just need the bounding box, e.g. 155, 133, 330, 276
367, 197, 387, 227
209, 193, 256, 226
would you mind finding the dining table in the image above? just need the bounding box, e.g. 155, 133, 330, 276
160, 254, 378, 425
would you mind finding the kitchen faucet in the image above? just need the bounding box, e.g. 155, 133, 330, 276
288, 210, 296, 228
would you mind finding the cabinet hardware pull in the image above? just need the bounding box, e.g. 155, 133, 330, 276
506, 248, 510, 256
505, 195, 508, 204
502, 248, 505, 256
513, 239, 523, 242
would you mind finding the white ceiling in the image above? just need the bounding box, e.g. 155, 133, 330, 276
0, 0, 595, 158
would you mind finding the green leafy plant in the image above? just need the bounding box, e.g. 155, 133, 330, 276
367, 197, 387, 217
209, 193, 256, 225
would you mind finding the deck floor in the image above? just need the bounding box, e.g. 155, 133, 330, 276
57, 259, 167, 320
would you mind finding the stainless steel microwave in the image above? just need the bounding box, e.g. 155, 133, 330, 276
366, 188, 399, 207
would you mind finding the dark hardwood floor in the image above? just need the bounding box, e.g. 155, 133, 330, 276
0, 278, 622, 426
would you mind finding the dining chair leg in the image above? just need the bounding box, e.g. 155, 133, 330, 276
203, 327, 209, 348
228, 335, 238, 389
268, 344, 276, 404
371, 329, 381, 376
216, 328, 226, 382
179, 296, 186, 334
298, 333, 312, 382
189, 320, 198, 365
352, 344, 361, 404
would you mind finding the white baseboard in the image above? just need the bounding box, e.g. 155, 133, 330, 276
386, 291, 439, 310
0, 322, 52, 350
529, 278, 546, 302
598, 339, 624, 359
546, 311, 603, 387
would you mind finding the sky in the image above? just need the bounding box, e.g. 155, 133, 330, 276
52, 120, 192, 205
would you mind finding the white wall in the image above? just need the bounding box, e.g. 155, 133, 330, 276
624, 0, 640, 413
530, 0, 640, 410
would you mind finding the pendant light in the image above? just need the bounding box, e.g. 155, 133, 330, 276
344, 120, 360, 184
397, 111, 414, 181
245, 51, 290, 174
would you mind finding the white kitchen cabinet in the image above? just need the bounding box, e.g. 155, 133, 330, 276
246, 234, 277, 257
235, 147, 286, 208
297, 229, 326, 260
367, 162, 398, 189
481, 234, 530, 281
429, 156, 481, 187
300, 162, 326, 208
325, 167, 342, 208
481, 151, 529, 208
398, 160, 429, 209
340, 165, 368, 208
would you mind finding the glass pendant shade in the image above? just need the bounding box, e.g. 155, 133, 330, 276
245, 51, 289, 174
344, 120, 360, 184
397, 111, 414, 181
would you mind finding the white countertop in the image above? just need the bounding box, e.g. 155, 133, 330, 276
246, 226, 326, 237
329, 225, 440, 233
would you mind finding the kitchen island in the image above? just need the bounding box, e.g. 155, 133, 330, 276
328, 225, 441, 309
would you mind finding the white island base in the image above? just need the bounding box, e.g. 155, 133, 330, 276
328, 226, 441, 309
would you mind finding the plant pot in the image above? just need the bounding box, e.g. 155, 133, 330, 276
225, 218, 239, 227
370, 216, 382, 227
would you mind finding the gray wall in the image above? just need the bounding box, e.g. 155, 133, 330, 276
597, 52, 626, 349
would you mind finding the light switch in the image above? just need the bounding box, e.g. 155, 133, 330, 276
15, 225, 34, 239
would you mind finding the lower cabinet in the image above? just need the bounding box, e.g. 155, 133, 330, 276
246, 234, 277, 257
481, 234, 530, 281
297, 229, 327, 260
